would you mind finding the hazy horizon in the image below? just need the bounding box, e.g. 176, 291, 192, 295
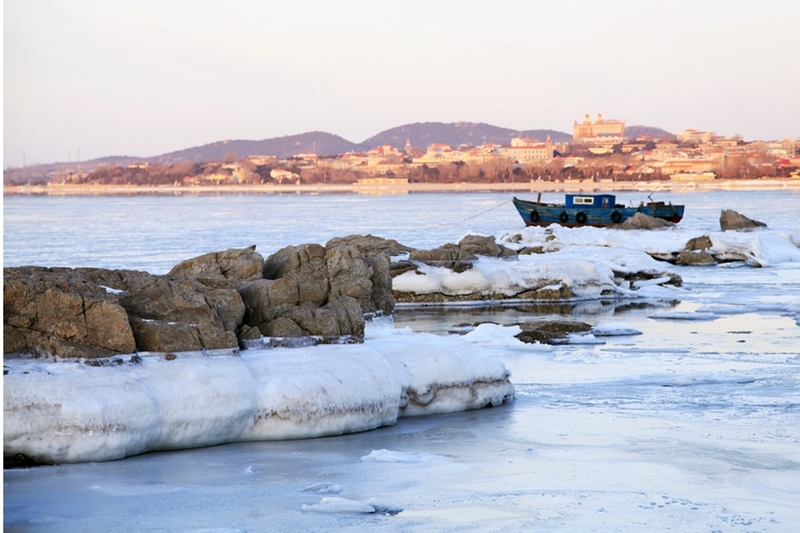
5, 0, 800, 168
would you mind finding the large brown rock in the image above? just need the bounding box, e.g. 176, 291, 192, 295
263, 244, 329, 305
168, 245, 264, 287
325, 234, 414, 257
457, 235, 517, 259
685, 235, 713, 251
675, 250, 716, 266
618, 212, 674, 230
325, 235, 407, 315
720, 209, 767, 231
3, 264, 246, 358
3, 267, 136, 358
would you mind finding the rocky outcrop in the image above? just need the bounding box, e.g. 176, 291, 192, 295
618, 212, 674, 230
237, 236, 405, 340
326, 237, 396, 316
4, 238, 396, 358
406, 235, 516, 273
3, 264, 246, 358
720, 209, 767, 231
3, 267, 136, 359
168, 245, 264, 287
647, 235, 750, 266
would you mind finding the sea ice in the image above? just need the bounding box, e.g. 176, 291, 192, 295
360, 449, 449, 464
649, 311, 719, 321
591, 322, 643, 336
3, 328, 514, 464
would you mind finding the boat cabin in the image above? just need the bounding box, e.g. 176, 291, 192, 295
565, 194, 616, 209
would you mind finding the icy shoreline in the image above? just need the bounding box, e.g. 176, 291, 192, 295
3, 326, 513, 465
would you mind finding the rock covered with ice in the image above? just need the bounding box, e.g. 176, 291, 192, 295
3, 326, 514, 465
393, 228, 683, 304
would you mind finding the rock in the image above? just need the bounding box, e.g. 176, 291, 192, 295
518, 246, 545, 255
457, 235, 517, 259
325, 244, 374, 309
514, 320, 592, 344
325, 234, 414, 257
261, 316, 306, 337
618, 212, 674, 230
3, 262, 247, 358
389, 261, 419, 278
238, 278, 300, 332
720, 209, 767, 231
326, 235, 407, 316
290, 296, 364, 337
237, 324, 262, 343
3, 267, 136, 359
111, 273, 245, 351
238, 240, 376, 338
168, 245, 264, 287
409, 244, 476, 272
685, 235, 713, 251
675, 250, 716, 266
263, 244, 329, 305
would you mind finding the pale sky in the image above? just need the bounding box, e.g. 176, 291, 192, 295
4, 0, 800, 168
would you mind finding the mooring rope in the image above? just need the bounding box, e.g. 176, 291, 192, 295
453, 199, 512, 225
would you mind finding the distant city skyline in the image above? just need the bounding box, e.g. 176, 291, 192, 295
5, 0, 800, 168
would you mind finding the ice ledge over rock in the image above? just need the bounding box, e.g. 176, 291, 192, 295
3, 330, 513, 465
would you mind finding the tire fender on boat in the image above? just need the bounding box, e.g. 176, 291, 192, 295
559, 211, 569, 224
529, 210, 539, 223
611, 210, 622, 224
576, 212, 587, 224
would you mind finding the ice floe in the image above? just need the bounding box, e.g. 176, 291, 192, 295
360, 449, 448, 464
591, 322, 643, 336
3, 325, 514, 464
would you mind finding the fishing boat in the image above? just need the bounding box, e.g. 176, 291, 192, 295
512, 193, 684, 227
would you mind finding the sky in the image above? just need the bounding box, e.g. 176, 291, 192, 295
4, 0, 800, 168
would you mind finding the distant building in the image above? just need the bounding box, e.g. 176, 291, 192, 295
573, 113, 625, 144
502, 136, 554, 162
677, 129, 714, 144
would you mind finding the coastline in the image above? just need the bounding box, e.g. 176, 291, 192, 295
5, 178, 800, 196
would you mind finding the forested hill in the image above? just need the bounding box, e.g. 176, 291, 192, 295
625, 125, 674, 139
363, 122, 571, 149
146, 132, 365, 164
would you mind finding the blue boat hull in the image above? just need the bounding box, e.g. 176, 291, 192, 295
513, 197, 684, 227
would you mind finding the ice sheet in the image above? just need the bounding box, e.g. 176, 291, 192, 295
3, 327, 514, 464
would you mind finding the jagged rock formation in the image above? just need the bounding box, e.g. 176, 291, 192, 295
399, 235, 516, 275
647, 234, 750, 266
720, 209, 767, 231
4, 238, 401, 359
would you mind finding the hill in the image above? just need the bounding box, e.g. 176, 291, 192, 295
146, 132, 365, 164
625, 125, 674, 139
362, 122, 571, 149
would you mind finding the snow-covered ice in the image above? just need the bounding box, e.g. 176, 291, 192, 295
3, 326, 514, 464
4, 191, 800, 531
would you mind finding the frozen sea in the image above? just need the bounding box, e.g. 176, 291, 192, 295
4, 189, 800, 532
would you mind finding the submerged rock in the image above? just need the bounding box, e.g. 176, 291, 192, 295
720, 209, 767, 231
514, 320, 593, 344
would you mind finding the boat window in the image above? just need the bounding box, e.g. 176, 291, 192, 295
574, 196, 594, 205
602, 198, 608, 208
